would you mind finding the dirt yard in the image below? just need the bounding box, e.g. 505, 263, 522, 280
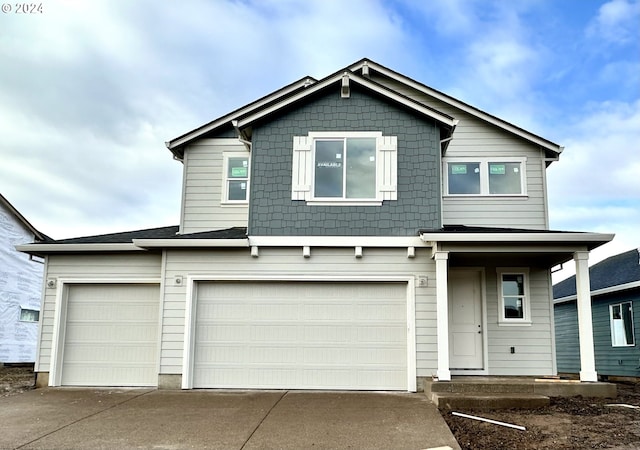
2, 365, 639, 449
0, 364, 35, 397
443, 381, 640, 449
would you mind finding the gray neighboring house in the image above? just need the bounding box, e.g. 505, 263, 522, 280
554, 248, 640, 378
18, 59, 614, 391
0, 194, 47, 363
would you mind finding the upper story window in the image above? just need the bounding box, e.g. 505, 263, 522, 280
497, 268, 531, 325
610, 302, 634, 347
292, 132, 397, 205
222, 153, 249, 204
444, 157, 527, 196
314, 137, 376, 199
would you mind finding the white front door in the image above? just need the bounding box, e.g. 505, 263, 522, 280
448, 270, 483, 369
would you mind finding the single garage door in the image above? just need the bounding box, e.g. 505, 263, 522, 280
193, 281, 407, 390
61, 284, 160, 386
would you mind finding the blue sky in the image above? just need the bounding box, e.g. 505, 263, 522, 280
1, 0, 638, 281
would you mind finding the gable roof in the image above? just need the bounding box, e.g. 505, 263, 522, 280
553, 248, 640, 301
0, 193, 49, 241
348, 59, 563, 159
166, 58, 563, 160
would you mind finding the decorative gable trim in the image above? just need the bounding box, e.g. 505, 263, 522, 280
236, 72, 456, 130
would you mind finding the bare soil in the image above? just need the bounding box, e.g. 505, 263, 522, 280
442, 381, 640, 450
0, 364, 35, 397
2, 365, 639, 448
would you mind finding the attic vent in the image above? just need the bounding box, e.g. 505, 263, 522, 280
341, 73, 350, 98
362, 61, 370, 78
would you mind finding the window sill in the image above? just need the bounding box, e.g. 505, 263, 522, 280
444, 194, 529, 199
498, 320, 532, 327
306, 200, 383, 206
221, 202, 249, 207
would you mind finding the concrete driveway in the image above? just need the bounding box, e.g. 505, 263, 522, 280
0, 388, 460, 449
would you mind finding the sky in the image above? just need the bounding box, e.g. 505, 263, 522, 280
1, 0, 638, 282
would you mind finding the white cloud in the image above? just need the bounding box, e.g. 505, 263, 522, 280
587, 0, 640, 45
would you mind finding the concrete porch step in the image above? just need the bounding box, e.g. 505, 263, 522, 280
431, 392, 550, 410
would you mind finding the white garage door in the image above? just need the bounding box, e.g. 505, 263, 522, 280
193, 281, 407, 390
61, 284, 159, 386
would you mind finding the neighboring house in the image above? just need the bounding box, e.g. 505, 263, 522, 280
0, 194, 47, 363
554, 249, 640, 378
18, 59, 613, 391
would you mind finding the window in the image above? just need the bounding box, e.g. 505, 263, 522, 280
444, 158, 526, 196
497, 269, 531, 324
610, 302, 634, 347
292, 132, 397, 205
314, 137, 376, 199
222, 153, 249, 203
19, 308, 39, 322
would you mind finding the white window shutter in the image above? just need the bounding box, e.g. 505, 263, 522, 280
377, 135, 397, 200
292, 136, 312, 200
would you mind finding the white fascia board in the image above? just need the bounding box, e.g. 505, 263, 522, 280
15, 243, 145, 253
419, 232, 614, 245
132, 239, 249, 248
554, 280, 640, 304
236, 73, 456, 129
248, 236, 428, 247
168, 78, 316, 150
352, 60, 562, 155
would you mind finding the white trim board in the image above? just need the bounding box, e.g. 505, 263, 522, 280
248, 236, 427, 247
181, 273, 417, 392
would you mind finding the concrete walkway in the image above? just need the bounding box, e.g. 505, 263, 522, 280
0, 388, 460, 449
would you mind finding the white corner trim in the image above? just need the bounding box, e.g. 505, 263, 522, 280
248, 236, 428, 248
49, 278, 162, 387
181, 273, 417, 392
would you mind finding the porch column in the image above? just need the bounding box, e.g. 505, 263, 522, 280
435, 251, 451, 381
575, 251, 597, 382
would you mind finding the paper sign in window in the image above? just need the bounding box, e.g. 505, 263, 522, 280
231, 167, 248, 177
451, 164, 467, 175
490, 164, 506, 175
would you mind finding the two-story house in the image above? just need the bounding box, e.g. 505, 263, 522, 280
18, 59, 613, 391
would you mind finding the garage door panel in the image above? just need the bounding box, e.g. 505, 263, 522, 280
62, 284, 159, 386
193, 281, 407, 390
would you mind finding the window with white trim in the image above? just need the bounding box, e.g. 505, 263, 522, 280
292, 131, 397, 205
222, 153, 249, 203
497, 269, 531, 324
19, 308, 39, 322
444, 157, 527, 196
610, 302, 634, 347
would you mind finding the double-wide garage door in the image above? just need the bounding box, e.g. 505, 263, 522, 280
193, 281, 408, 390
61, 284, 159, 386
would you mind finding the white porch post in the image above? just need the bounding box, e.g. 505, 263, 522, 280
435, 251, 451, 381
575, 251, 597, 382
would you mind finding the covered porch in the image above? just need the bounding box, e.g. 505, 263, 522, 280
420, 226, 614, 385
